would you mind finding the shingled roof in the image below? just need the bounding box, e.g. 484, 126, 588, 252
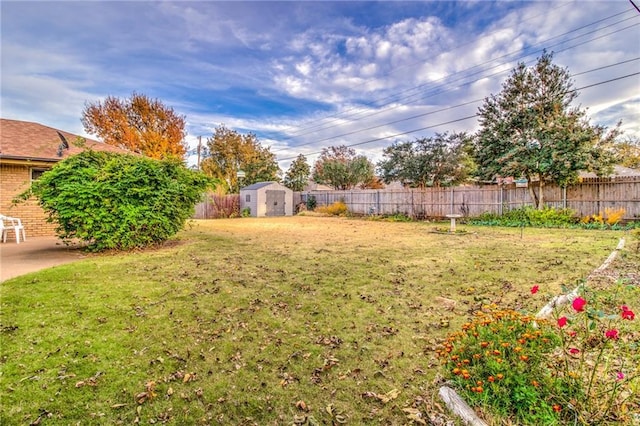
0, 118, 130, 163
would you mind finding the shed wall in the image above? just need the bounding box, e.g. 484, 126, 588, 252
239, 182, 293, 217
240, 190, 260, 217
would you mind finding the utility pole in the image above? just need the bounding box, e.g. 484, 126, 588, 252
196, 136, 202, 170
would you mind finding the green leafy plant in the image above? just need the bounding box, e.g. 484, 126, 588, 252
306, 195, 317, 211
17, 150, 211, 251
471, 206, 579, 228
437, 307, 562, 424
241, 207, 251, 217
437, 283, 638, 425
382, 212, 413, 222
472, 206, 639, 230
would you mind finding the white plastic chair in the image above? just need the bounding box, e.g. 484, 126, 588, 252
0, 214, 26, 244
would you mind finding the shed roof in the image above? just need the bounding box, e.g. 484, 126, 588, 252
241, 181, 283, 191
0, 118, 130, 163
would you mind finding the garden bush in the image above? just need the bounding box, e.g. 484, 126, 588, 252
471, 206, 579, 228
315, 200, 348, 216
437, 283, 638, 425
19, 150, 211, 251
471, 206, 640, 230
305, 195, 317, 211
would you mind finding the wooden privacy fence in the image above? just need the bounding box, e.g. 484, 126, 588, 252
194, 193, 240, 219
294, 177, 640, 220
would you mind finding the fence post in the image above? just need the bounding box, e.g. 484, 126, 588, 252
450, 186, 454, 215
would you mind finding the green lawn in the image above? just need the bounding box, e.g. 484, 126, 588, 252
0, 217, 633, 425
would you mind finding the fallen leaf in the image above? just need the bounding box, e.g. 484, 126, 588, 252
380, 388, 400, 403
292, 414, 307, 424
135, 392, 148, 404
402, 407, 427, 425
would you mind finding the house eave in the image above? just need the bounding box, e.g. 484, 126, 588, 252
0, 155, 60, 167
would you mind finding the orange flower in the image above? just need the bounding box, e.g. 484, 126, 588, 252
496, 374, 504, 380
480, 341, 489, 348
519, 355, 529, 362
531, 380, 539, 387
553, 404, 561, 412
488, 376, 495, 382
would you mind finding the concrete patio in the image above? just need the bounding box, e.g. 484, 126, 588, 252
0, 237, 87, 282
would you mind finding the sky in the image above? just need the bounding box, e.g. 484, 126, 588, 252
2, 0, 639, 171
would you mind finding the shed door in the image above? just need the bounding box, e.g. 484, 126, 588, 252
265, 190, 286, 216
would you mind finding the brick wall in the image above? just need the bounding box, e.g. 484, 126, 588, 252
0, 164, 57, 237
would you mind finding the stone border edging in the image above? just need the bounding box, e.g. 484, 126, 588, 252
536, 238, 625, 319
438, 386, 489, 426
438, 237, 625, 425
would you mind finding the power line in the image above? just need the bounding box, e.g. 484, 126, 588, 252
277, 71, 640, 162
276, 57, 639, 152
276, 10, 637, 141
273, 2, 575, 136
274, 14, 639, 149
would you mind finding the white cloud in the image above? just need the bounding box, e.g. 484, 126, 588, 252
1, 0, 637, 172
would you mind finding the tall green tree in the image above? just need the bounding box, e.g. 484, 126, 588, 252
201, 125, 280, 193
474, 52, 619, 208
284, 154, 311, 191
312, 145, 375, 190
378, 132, 475, 188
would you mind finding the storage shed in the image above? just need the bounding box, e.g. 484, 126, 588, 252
240, 181, 293, 217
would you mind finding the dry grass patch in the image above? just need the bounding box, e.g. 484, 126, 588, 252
0, 217, 626, 425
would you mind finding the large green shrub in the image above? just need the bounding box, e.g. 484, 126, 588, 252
471, 206, 579, 227
21, 150, 211, 251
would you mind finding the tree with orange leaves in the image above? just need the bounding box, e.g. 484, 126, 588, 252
81, 92, 187, 160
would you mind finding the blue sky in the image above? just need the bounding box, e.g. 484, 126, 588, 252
2, 1, 639, 170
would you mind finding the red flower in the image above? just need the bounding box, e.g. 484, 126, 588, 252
569, 348, 580, 354
572, 297, 586, 312
621, 306, 635, 320
605, 329, 619, 340
530, 285, 539, 294
557, 317, 568, 328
